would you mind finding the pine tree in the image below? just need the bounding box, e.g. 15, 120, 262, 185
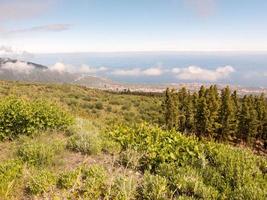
238, 95, 250, 141
231, 90, 239, 138
163, 88, 179, 130
205, 85, 220, 137
238, 95, 258, 144
177, 87, 194, 133
177, 87, 187, 132
191, 92, 198, 134
255, 93, 267, 140
195, 90, 210, 136
218, 86, 235, 140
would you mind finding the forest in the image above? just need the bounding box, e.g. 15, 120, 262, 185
163, 85, 267, 149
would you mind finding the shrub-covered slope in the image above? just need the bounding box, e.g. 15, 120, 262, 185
0, 80, 266, 199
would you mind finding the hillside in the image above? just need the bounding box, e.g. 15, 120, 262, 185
0, 80, 266, 200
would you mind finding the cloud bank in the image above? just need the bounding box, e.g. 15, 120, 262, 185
112, 67, 163, 76
1, 60, 35, 74
0, 46, 33, 59
49, 62, 108, 74
172, 65, 235, 81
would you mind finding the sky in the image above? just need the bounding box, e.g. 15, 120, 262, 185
1, 0, 267, 53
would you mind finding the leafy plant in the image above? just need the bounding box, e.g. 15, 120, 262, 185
0, 160, 23, 199
26, 170, 56, 195
140, 172, 169, 200
109, 175, 137, 200
57, 169, 80, 189
0, 97, 74, 140
17, 141, 63, 167
67, 132, 102, 155
80, 165, 107, 199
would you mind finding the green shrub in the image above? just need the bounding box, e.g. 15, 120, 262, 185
95, 102, 103, 110
106, 105, 112, 112
121, 102, 131, 111
109, 176, 137, 200
67, 132, 102, 155
118, 149, 142, 170
26, 170, 56, 195
108, 123, 203, 171
81, 165, 107, 199
109, 99, 121, 105
108, 123, 267, 199
0, 160, 23, 199
57, 169, 80, 189
17, 141, 62, 167
0, 97, 73, 140
140, 172, 169, 200
101, 139, 121, 155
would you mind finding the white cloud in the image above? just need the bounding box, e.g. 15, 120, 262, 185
1, 61, 34, 74
0, 46, 13, 54
49, 62, 108, 74
0, 45, 33, 59
143, 68, 163, 76
8, 24, 72, 34
49, 62, 70, 73
112, 67, 163, 76
172, 65, 235, 81
78, 64, 108, 74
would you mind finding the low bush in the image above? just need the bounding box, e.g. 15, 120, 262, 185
17, 141, 63, 167
109, 176, 137, 200
101, 138, 121, 155
108, 123, 267, 199
26, 170, 56, 195
0, 97, 73, 140
57, 165, 107, 198
140, 172, 169, 200
57, 169, 80, 189
81, 165, 107, 199
67, 132, 102, 155
95, 102, 104, 110
121, 102, 132, 111
0, 160, 23, 199
118, 149, 142, 170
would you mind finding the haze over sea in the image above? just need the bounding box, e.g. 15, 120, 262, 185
30, 52, 267, 87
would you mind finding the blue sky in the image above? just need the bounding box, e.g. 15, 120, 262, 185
1, 0, 267, 53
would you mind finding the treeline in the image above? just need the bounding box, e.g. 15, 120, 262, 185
162, 85, 267, 146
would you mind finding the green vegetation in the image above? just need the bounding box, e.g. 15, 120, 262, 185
0, 96, 73, 140
0, 80, 266, 199
108, 123, 267, 199
67, 132, 102, 155
17, 140, 63, 167
163, 85, 267, 148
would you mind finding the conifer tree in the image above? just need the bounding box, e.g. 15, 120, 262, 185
205, 85, 220, 137
238, 95, 250, 141
163, 88, 179, 130
177, 87, 194, 133
238, 95, 258, 143
218, 86, 235, 140
191, 92, 198, 133
231, 90, 239, 137
255, 93, 267, 140
196, 90, 210, 136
